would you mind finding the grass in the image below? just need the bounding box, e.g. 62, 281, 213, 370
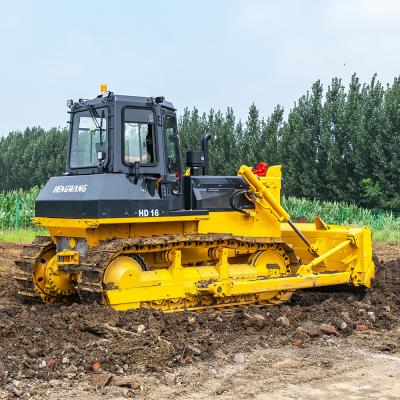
370, 228, 400, 243
0, 227, 47, 243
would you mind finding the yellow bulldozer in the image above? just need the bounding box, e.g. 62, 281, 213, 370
14, 86, 375, 311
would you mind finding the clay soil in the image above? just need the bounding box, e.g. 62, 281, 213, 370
1, 242, 400, 399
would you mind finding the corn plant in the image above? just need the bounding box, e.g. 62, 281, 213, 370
0, 187, 40, 228
283, 196, 400, 235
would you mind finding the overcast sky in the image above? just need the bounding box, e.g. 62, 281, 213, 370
1, 0, 400, 135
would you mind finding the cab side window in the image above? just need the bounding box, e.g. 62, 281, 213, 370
165, 115, 180, 174
123, 109, 156, 164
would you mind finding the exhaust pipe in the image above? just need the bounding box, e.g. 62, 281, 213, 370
201, 132, 212, 175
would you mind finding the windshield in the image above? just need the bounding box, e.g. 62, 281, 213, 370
70, 108, 108, 169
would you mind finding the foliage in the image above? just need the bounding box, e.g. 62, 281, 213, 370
179, 74, 400, 212
0, 127, 68, 192
1, 74, 400, 214
0, 187, 40, 228
282, 196, 400, 233
0, 227, 47, 243
282, 196, 400, 242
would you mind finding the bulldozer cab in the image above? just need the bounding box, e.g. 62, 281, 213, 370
67, 90, 182, 182
37, 86, 251, 219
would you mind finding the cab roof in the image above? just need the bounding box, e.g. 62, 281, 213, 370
70, 93, 175, 111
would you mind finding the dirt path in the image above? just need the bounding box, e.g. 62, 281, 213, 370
0, 242, 399, 399
161, 338, 400, 400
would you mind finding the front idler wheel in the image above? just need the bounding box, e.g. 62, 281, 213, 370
33, 245, 77, 304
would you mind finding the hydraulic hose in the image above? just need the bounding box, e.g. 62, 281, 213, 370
230, 189, 252, 216
238, 165, 318, 256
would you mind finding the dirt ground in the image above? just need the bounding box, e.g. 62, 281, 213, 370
1, 241, 400, 399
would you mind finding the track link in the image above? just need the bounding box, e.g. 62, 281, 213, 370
77, 234, 298, 308
14, 236, 54, 301
15, 234, 298, 309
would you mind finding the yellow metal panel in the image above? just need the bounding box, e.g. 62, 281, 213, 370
34, 214, 209, 228
106, 284, 186, 304
36, 210, 282, 245
31, 162, 375, 311
210, 271, 352, 297
238, 165, 290, 222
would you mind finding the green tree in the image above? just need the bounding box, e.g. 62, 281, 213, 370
280, 81, 323, 198
259, 105, 284, 166
0, 127, 68, 191
208, 108, 237, 175
320, 78, 346, 201
240, 104, 261, 167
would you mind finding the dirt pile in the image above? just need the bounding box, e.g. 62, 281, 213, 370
0, 244, 399, 398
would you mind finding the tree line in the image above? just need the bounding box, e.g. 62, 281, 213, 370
1, 73, 399, 211
0, 127, 68, 192
180, 74, 400, 211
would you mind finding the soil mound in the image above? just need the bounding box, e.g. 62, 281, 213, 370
1, 255, 399, 390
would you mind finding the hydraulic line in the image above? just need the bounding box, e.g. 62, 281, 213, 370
238, 165, 318, 255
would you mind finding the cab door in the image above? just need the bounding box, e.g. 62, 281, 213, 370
163, 112, 182, 197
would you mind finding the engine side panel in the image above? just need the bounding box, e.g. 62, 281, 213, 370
35, 174, 252, 219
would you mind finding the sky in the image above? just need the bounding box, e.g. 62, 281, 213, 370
1, 0, 400, 135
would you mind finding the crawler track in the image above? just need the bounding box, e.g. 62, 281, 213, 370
15, 234, 298, 310
14, 236, 55, 301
